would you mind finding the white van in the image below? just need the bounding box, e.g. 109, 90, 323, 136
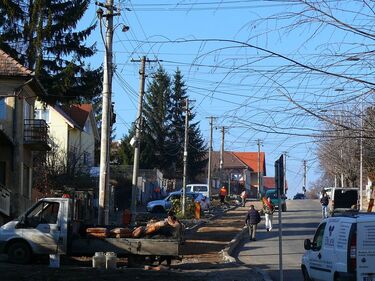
323, 187, 359, 213
301, 212, 375, 281
186, 184, 209, 198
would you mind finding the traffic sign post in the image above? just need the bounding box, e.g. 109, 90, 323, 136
275, 155, 284, 281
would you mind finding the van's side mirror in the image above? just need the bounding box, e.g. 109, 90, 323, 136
304, 239, 312, 250
15, 216, 27, 228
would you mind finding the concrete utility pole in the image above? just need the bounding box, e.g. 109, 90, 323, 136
207, 116, 216, 199
360, 100, 364, 210
130, 56, 158, 222
256, 139, 263, 197
339, 114, 344, 187
97, 0, 118, 225
131, 56, 146, 220
182, 99, 189, 216
220, 126, 225, 191
303, 160, 307, 193
283, 151, 287, 195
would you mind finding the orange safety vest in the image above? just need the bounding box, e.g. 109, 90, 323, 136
219, 188, 227, 196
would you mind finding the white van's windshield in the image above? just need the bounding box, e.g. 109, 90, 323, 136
194, 186, 208, 192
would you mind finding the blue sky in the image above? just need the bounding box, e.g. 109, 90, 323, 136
79, 1, 372, 197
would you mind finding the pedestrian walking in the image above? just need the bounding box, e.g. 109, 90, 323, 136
245, 204, 261, 241
262, 197, 274, 232
219, 186, 228, 204
240, 189, 247, 207
320, 190, 330, 218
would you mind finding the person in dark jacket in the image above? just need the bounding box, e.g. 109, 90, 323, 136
320, 191, 330, 218
245, 204, 262, 241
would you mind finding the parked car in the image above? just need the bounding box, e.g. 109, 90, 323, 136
186, 184, 209, 198
301, 212, 375, 281
146, 191, 210, 213
293, 193, 306, 200
265, 189, 287, 212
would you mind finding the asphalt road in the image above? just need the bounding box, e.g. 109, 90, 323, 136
236, 199, 322, 281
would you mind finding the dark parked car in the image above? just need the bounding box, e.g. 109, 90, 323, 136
293, 193, 306, 200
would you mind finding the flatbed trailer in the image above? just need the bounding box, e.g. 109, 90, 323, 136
0, 198, 181, 264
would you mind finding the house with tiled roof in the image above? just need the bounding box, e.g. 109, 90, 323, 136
0, 49, 50, 224
263, 176, 288, 193
263, 176, 276, 191
232, 152, 266, 197
207, 151, 266, 198
34, 101, 100, 174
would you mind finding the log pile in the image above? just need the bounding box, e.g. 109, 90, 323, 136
85, 217, 182, 239
86, 227, 109, 238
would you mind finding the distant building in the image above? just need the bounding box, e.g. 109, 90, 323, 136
206, 151, 266, 198
263, 176, 288, 194
263, 176, 276, 191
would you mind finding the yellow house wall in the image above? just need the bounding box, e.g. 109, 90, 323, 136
68, 124, 96, 167
35, 101, 96, 169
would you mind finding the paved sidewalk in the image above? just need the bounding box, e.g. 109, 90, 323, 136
174, 200, 265, 281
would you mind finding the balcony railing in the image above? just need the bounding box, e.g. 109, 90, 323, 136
24, 119, 51, 151
0, 183, 11, 216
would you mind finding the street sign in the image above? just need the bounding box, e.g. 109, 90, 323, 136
275, 154, 284, 281
275, 154, 284, 194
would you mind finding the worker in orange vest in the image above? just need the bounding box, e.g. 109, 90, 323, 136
154, 186, 161, 199
219, 186, 228, 204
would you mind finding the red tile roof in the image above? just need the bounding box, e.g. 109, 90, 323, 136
263, 176, 288, 191
232, 152, 266, 174
211, 151, 248, 170
0, 49, 32, 76
263, 176, 275, 190
60, 104, 92, 129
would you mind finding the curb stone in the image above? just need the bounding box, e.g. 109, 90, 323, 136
185, 204, 239, 231
221, 226, 247, 263
221, 208, 273, 281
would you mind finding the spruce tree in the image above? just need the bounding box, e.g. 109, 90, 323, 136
168, 69, 186, 176
170, 69, 208, 181
118, 67, 208, 180
0, 0, 98, 102
142, 67, 173, 173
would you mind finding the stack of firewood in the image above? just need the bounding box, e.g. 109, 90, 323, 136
85, 217, 182, 239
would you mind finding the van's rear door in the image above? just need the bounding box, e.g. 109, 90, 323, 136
357, 216, 375, 281
333, 188, 358, 210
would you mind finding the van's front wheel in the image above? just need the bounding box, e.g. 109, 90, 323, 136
301, 266, 311, 281
7, 241, 32, 264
